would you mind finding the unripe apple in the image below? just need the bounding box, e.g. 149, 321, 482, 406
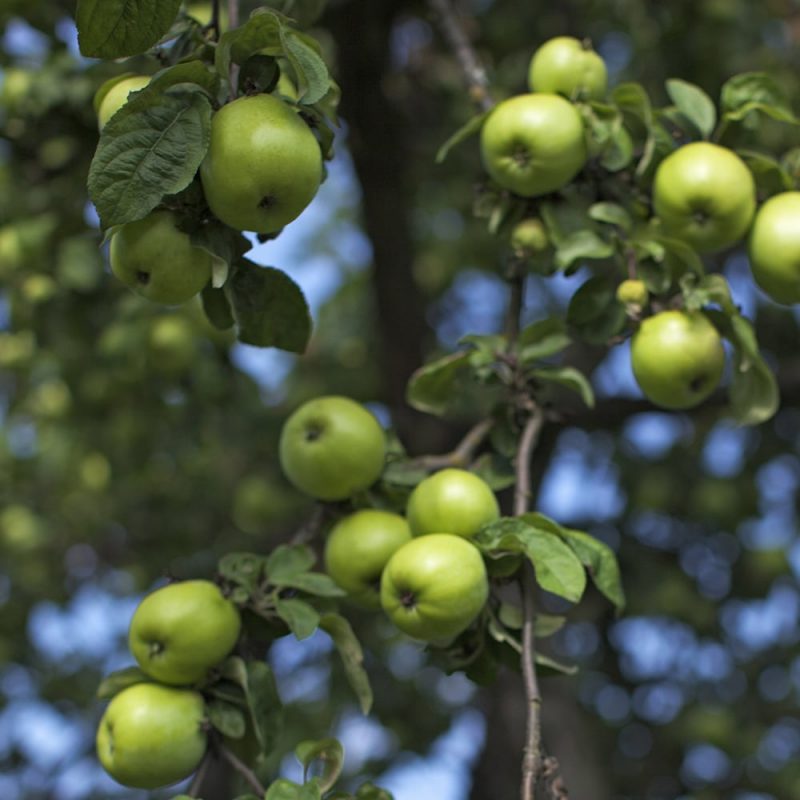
279, 396, 386, 501
129, 580, 241, 686
96, 75, 151, 130
381, 533, 489, 642
109, 210, 212, 305
616, 279, 649, 311
511, 218, 549, 255
630, 310, 725, 410
653, 142, 756, 253
324, 510, 412, 608
480, 93, 587, 197
748, 191, 800, 304
96, 683, 207, 789
528, 36, 608, 101
406, 468, 500, 539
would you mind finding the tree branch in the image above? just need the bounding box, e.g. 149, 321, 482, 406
228, 0, 240, 88
515, 408, 544, 800
427, 0, 494, 111
187, 751, 211, 797
410, 417, 495, 470
218, 742, 265, 795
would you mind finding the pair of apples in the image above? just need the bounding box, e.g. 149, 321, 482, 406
279, 396, 499, 642
96, 580, 241, 789
97, 73, 322, 305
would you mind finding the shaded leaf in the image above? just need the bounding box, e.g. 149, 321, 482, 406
531, 366, 595, 408
89, 88, 212, 229
207, 699, 247, 739
320, 613, 373, 714
77, 0, 182, 58
275, 598, 320, 639
436, 112, 490, 164
557, 527, 625, 610
227, 261, 311, 353
296, 738, 344, 793
666, 79, 716, 138
554, 229, 614, 271
406, 351, 471, 416
518, 317, 570, 362
266, 545, 316, 582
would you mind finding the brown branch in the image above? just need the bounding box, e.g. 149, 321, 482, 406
427, 0, 495, 112
515, 408, 545, 800
411, 417, 495, 470
187, 751, 211, 797
218, 742, 265, 795
228, 0, 240, 88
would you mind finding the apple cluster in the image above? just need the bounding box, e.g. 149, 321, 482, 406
95, 580, 241, 789
481, 37, 800, 413
96, 73, 323, 306
280, 396, 501, 643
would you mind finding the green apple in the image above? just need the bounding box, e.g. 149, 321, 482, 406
406, 468, 499, 539
511, 218, 549, 255
129, 579, 241, 685
200, 94, 322, 233
109, 210, 212, 305
480, 93, 587, 197
653, 142, 756, 253
616, 279, 649, 307
380, 533, 489, 642
528, 36, 608, 100
630, 310, 725, 410
96, 682, 207, 789
148, 315, 196, 372
96, 75, 151, 130
748, 191, 800, 304
279, 396, 386, 501
324, 510, 412, 608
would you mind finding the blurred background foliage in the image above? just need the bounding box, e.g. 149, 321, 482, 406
1, 1, 800, 799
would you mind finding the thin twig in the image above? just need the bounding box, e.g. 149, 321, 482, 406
228, 0, 240, 89
289, 503, 328, 546
427, 0, 494, 112
218, 742, 266, 795
515, 408, 544, 800
187, 751, 211, 797
411, 417, 495, 470
210, 0, 221, 39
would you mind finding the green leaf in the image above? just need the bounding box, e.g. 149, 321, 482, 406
474, 517, 587, 603
88, 88, 212, 229
557, 527, 625, 610
721, 72, 798, 124
246, 661, 284, 755
612, 82, 656, 176
738, 149, 793, 194
600, 123, 634, 172
280, 30, 330, 104
96, 666, 151, 700
406, 351, 471, 416
680, 274, 735, 315
554, 229, 614, 272
264, 780, 321, 800
588, 202, 632, 231
320, 613, 373, 714
207, 699, 247, 739
149, 61, 221, 97
567, 276, 626, 345
218, 552, 267, 592
201, 286, 236, 330
275, 598, 320, 639
216, 11, 285, 85
436, 112, 490, 164
77, 0, 182, 58
531, 366, 595, 408
276, 572, 346, 598
665, 79, 717, 138
707, 310, 779, 426
227, 261, 312, 353
268, 0, 328, 28
517, 317, 571, 362
296, 738, 344, 793
535, 613, 567, 638
469, 452, 516, 491
381, 458, 430, 488
266, 544, 316, 582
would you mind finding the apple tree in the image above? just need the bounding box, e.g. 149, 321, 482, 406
2, 1, 800, 799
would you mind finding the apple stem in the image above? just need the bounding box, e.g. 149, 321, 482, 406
218, 740, 266, 795
427, 0, 495, 112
